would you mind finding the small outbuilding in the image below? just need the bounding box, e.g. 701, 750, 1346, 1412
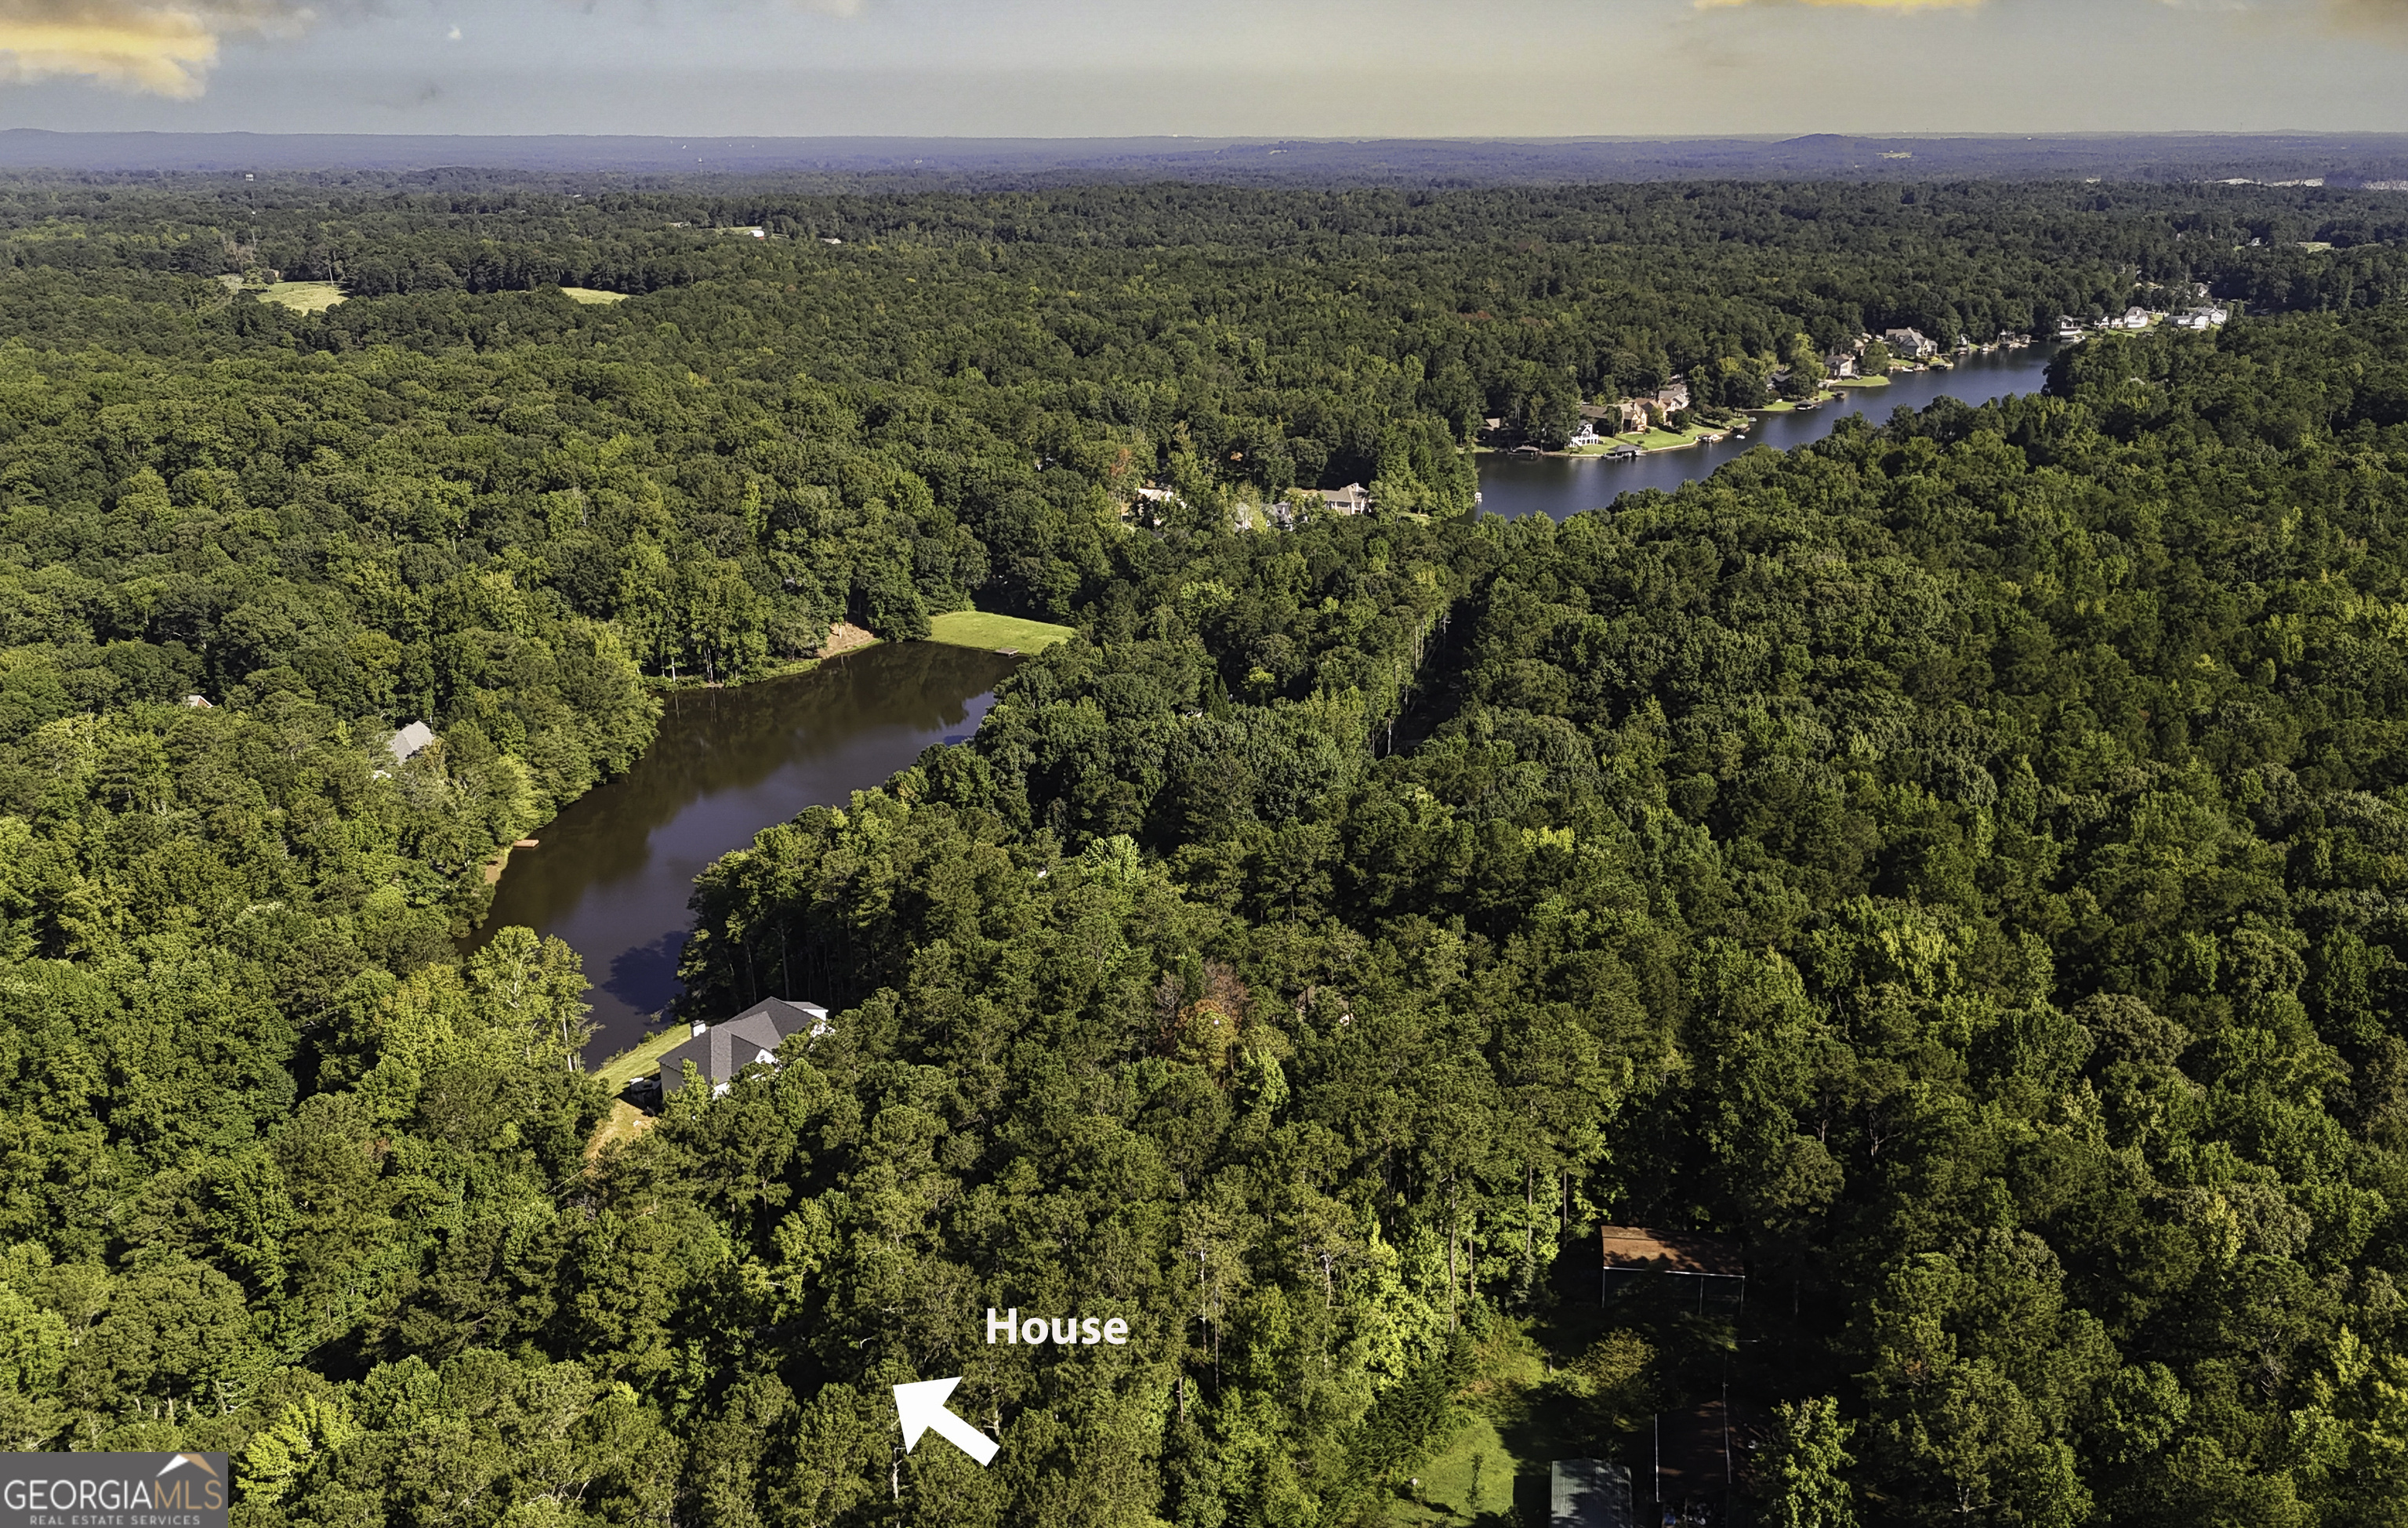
386, 721, 437, 766
1601, 1225, 1746, 1308
1550, 1459, 1634, 1528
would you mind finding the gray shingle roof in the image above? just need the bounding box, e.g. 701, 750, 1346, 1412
658, 997, 832, 1097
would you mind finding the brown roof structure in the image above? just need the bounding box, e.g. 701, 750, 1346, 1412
1599, 1225, 1745, 1278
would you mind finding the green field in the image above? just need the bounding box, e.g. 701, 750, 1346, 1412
258, 281, 346, 313
1577, 424, 1722, 453
927, 609, 1076, 653
1385, 1415, 1522, 1523
560, 286, 630, 305
590, 1023, 689, 1094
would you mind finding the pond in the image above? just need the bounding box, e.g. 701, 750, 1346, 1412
1474, 344, 2060, 521
470, 641, 1018, 1062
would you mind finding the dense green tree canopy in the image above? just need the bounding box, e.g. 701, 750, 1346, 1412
2, 173, 2406, 1526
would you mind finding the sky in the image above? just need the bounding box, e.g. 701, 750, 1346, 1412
0, 0, 2403, 139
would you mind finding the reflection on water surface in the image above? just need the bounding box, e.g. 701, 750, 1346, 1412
471, 641, 1017, 1061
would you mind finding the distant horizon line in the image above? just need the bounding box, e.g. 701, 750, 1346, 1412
5, 128, 2406, 143
8, 128, 2407, 183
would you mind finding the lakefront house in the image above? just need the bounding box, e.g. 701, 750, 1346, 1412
1318, 483, 1371, 514
657, 996, 833, 1098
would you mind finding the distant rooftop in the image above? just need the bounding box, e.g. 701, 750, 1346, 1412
1599, 1225, 1744, 1278
386, 721, 437, 765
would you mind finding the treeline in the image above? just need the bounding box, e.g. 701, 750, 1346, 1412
5, 179, 2406, 466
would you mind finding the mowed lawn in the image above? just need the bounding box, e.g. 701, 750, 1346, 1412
582, 1024, 687, 1161
592, 1025, 689, 1096
259, 281, 346, 313
927, 610, 1075, 653
560, 287, 630, 305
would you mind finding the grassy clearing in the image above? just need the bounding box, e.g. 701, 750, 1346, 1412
591, 1024, 690, 1094
1757, 391, 1848, 414
1375, 1325, 1597, 1526
1579, 424, 1722, 453
560, 287, 629, 305
586, 1100, 658, 1162
1387, 1415, 1521, 1524
927, 609, 1075, 654
582, 1025, 688, 1161
259, 281, 345, 313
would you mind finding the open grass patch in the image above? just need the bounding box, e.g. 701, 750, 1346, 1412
585, 1100, 658, 1162
927, 609, 1075, 654
1605, 425, 1719, 452
560, 286, 629, 305
1385, 1414, 1521, 1524
259, 281, 345, 313
582, 1024, 690, 1160
590, 1024, 690, 1094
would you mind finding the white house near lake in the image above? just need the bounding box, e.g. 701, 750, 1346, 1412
658, 996, 834, 1099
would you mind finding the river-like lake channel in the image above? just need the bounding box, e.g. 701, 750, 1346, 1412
473, 641, 1017, 1062
494, 347, 2055, 1063
1474, 343, 2059, 521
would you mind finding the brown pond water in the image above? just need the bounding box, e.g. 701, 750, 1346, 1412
470, 641, 1018, 1062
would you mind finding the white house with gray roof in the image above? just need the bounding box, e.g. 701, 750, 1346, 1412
657, 996, 832, 1098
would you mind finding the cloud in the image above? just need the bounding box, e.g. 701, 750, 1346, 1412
2324, 0, 2408, 29
0, 2, 324, 96
1695, 0, 1985, 9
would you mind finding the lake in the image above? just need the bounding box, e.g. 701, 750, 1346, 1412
482, 348, 2055, 1065
1474, 344, 2059, 521
472, 641, 1018, 1062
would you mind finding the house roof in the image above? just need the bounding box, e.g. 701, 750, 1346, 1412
1550, 1460, 1634, 1528
1599, 1225, 1745, 1277
387, 721, 437, 765
659, 997, 832, 1095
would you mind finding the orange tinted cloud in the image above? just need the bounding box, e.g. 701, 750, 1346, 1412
0, 2, 316, 96
2325, 0, 2408, 29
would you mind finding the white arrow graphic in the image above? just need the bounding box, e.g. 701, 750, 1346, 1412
894, 1377, 999, 1466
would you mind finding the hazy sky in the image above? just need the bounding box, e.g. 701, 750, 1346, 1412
0, 0, 2403, 137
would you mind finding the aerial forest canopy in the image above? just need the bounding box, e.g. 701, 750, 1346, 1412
1, 174, 2406, 1526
